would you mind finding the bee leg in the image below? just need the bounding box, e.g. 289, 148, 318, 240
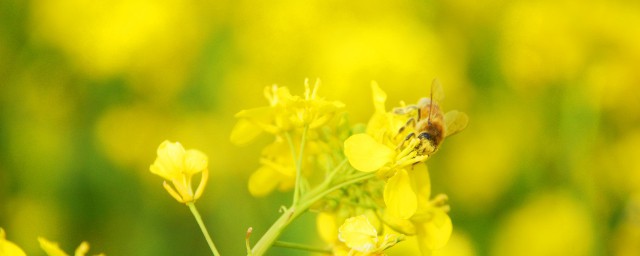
411, 161, 423, 170
396, 132, 415, 150
395, 117, 416, 138
392, 105, 419, 115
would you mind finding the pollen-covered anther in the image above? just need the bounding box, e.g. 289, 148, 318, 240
394, 138, 430, 168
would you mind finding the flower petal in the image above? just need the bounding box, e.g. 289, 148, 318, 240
184, 149, 208, 175
229, 119, 263, 145
416, 208, 453, 253
150, 140, 185, 179
149, 161, 175, 181
338, 215, 378, 252
316, 212, 339, 243
381, 211, 417, 235
409, 164, 432, 209
344, 134, 395, 172
371, 81, 388, 114
384, 169, 418, 219
157, 140, 185, 168
248, 167, 281, 197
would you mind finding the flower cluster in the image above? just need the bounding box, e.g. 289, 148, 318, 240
231, 79, 346, 196
226, 79, 466, 255
345, 81, 466, 220
316, 81, 466, 255
230, 78, 345, 143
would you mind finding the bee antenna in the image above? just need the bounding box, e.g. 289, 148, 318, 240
428, 82, 435, 124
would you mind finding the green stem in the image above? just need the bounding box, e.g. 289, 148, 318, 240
303, 172, 377, 206
326, 159, 349, 183
249, 206, 302, 256
287, 126, 309, 205
187, 203, 221, 256
273, 241, 332, 254
284, 132, 298, 202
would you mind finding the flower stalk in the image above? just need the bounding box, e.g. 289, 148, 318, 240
273, 241, 332, 254
188, 202, 221, 256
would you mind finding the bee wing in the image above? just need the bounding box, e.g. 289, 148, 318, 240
444, 110, 468, 137
430, 79, 445, 102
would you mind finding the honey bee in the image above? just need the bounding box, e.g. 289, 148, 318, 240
393, 79, 468, 155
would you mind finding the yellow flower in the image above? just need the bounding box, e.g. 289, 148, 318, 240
38, 237, 105, 256
339, 215, 379, 252
0, 228, 26, 256
383, 165, 452, 255
149, 140, 209, 203
412, 200, 452, 254
336, 215, 403, 256
383, 168, 418, 220
317, 212, 342, 244
343, 83, 424, 219
247, 134, 330, 196
344, 82, 466, 220
230, 79, 345, 145
247, 138, 296, 196
232, 80, 346, 198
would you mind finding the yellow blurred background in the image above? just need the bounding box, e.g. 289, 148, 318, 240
1, 0, 639, 255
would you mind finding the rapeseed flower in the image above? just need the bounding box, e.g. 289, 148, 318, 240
314, 182, 386, 245
149, 140, 209, 203
340, 82, 458, 255
230, 79, 345, 145
339, 215, 379, 252
343, 83, 425, 219
381, 165, 452, 254
344, 82, 466, 219
232, 79, 345, 197
335, 215, 403, 256
247, 138, 296, 196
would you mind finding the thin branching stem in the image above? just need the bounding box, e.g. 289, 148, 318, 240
187, 203, 221, 256
285, 125, 309, 206
273, 241, 332, 254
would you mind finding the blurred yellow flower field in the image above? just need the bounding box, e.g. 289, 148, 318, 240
1, 0, 639, 255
